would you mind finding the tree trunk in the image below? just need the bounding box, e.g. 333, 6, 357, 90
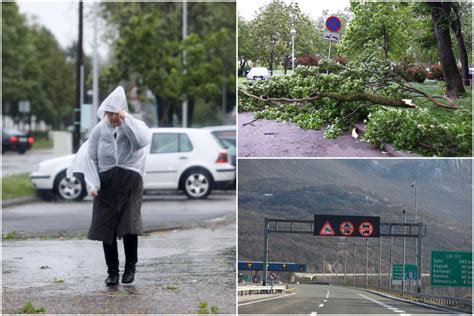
450, 4, 470, 85
155, 95, 174, 127
428, 2, 465, 98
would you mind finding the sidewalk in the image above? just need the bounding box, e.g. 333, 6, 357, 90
2, 224, 236, 314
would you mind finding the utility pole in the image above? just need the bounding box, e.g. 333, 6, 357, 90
92, 1, 99, 125
336, 250, 339, 285
73, 0, 83, 153
182, 0, 188, 127
344, 248, 347, 285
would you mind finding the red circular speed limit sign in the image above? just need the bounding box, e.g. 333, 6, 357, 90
359, 222, 374, 237
340, 221, 354, 236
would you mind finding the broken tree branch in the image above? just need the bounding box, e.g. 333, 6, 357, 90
239, 88, 417, 108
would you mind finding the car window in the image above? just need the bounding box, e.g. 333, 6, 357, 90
150, 133, 193, 154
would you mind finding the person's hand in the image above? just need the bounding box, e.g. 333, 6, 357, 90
118, 111, 127, 120
91, 190, 98, 197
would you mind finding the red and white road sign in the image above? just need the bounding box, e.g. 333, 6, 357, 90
359, 222, 374, 237
269, 272, 277, 280
320, 221, 336, 236
340, 221, 354, 236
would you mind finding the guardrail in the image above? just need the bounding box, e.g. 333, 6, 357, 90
237, 285, 288, 296
371, 287, 472, 313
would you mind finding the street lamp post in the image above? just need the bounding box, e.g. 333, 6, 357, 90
270, 35, 278, 75
291, 29, 296, 73
402, 209, 407, 292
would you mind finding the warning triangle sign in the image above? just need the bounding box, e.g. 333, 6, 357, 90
319, 221, 335, 236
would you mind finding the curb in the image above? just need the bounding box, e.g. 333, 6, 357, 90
355, 123, 421, 158
363, 288, 468, 314
2, 196, 40, 209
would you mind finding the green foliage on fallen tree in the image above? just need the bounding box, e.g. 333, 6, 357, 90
239, 58, 472, 156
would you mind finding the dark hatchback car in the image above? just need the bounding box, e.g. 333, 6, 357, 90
2, 129, 34, 154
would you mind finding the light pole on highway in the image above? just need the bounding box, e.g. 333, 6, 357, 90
291, 28, 296, 73
336, 250, 339, 284
388, 225, 393, 289
353, 243, 357, 287
402, 209, 407, 292
365, 238, 369, 288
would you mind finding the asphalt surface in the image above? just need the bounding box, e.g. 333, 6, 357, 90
238, 284, 447, 314
2, 148, 56, 177
238, 112, 388, 157
2, 223, 236, 314
2, 192, 236, 237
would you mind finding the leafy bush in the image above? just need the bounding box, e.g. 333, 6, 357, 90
296, 55, 321, 66
429, 64, 444, 80
394, 64, 427, 83
364, 108, 472, 156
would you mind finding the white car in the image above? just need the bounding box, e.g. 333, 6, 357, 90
30, 128, 236, 201
246, 67, 271, 80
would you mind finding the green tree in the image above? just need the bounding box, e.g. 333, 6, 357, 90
100, 2, 235, 126
339, 2, 415, 62
2, 3, 76, 129
2, 2, 39, 120
249, 0, 319, 73
238, 15, 255, 72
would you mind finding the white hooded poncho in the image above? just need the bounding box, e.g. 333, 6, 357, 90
67, 86, 151, 193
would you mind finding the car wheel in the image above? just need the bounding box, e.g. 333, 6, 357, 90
54, 170, 87, 201
181, 168, 213, 199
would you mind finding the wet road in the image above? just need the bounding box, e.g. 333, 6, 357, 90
2, 149, 56, 177
238, 284, 446, 314
238, 112, 387, 157
3, 223, 236, 314
2, 192, 235, 237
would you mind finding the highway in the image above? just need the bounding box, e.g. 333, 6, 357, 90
238, 284, 447, 314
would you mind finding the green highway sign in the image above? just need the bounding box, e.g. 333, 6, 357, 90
431, 251, 472, 287
392, 263, 417, 282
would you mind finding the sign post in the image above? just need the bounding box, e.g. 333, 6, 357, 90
324, 16, 342, 60
431, 251, 472, 287
392, 263, 417, 285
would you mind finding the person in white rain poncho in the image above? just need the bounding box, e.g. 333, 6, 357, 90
67, 86, 151, 286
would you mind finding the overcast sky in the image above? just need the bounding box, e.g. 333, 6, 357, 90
238, 0, 350, 21
18, 1, 110, 58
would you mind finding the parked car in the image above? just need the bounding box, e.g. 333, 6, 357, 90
203, 125, 236, 166
246, 67, 271, 80
2, 129, 34, 154
30, 128, 235, 201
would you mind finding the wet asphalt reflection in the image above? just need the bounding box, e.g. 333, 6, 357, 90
2, 224, 236, 314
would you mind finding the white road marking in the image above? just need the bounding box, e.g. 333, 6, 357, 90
358, 293, 407, 314
238, 292, 296, 306
323, 299, 328, 303
325, 290, 330, 299
318, 304, 324, 308
309, 312, 317, 316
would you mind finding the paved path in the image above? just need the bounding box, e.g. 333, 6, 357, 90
238, 112, 388, 157
238, 284, 446, 314
2, 224, 236, 314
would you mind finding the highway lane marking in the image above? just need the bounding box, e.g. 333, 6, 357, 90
323, 299, 327, 303
318, 304, 324, 308
310, 312, 317, 316
325, 290, 330, 299
358, 293, 406, 314
238, 292, 296, 306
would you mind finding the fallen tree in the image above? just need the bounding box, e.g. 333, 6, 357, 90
238, 58, 470, 156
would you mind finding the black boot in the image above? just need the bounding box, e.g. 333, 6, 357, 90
105, 271, 119, 286
122, 263, 136, 284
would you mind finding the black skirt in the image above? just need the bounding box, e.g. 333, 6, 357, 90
87, 166, 144, 244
